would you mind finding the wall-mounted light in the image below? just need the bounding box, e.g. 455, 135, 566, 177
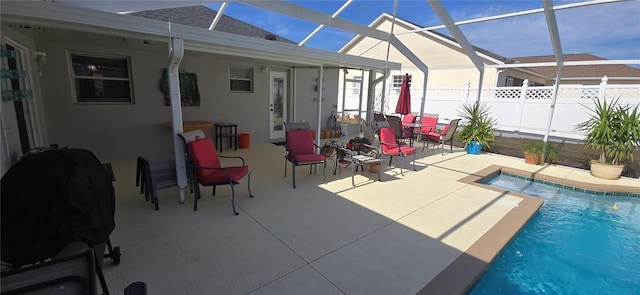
261, 67, 268, 74
35, 51, 46, 63
35, 51, 47, 76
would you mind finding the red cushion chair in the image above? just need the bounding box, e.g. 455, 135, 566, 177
186, 138, 253, 215
401, 114, 417, 146
423, 119, 461, 154
415, 116, 438, 140
285, 129, 326, 188
378, 127, 417, 176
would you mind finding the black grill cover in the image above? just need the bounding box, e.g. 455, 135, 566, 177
1, 149, 115, 267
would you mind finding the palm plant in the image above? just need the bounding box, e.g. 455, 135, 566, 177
457, 102, 497, 149
360, 118, 377, 145
522, 140, 558, 164
576, 97, 640, 165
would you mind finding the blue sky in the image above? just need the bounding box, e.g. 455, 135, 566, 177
206, 0, 640, 61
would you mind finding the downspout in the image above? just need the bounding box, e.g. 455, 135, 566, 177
542, 0, 564, 143
168, 36, 187, 204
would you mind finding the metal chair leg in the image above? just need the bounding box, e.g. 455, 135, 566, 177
230, 184, 238, 215
193, 186, 199, 211
292, 164, 296, 188
412, 153, 416, 171
247, 172, 254, 198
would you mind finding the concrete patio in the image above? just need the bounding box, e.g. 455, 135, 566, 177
101, 141, 639, 295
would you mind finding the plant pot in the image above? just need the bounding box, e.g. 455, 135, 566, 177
524, 152, 542, 165
368, 163, 380, 173
467, 141, 483, 155
590, 160, 624, 180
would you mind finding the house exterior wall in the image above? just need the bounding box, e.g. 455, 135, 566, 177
1, 27, 338, 162
293, 68, 340, 131
341, 18, 502, 91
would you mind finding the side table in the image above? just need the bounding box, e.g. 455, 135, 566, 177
339, 147, 384, 187
215, 122, 238, 152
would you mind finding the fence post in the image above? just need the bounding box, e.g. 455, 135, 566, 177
464, 81, 471, 103
598, 76, 608, 100
517, 79, 529, 133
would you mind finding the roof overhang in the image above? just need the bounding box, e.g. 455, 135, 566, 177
1, 1, 400, 72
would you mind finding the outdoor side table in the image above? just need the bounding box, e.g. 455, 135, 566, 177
339, 148, 384, 187
215, 122, 238, 152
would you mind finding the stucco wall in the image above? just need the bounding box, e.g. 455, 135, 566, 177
14, 30, 338, 161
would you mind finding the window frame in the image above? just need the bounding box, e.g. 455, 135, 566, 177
68, 52, 134, 104
392, 74, 411, 88
352, 76, 362, 95
229, 66, 253, 93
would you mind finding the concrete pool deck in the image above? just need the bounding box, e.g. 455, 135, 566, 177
102, 142, 639, 294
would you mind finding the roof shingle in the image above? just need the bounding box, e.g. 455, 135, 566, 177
128, 6, 295, 44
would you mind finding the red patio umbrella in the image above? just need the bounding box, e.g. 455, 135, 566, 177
395, 73, 411, 115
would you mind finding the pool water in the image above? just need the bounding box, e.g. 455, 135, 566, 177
469, 174, 640, 295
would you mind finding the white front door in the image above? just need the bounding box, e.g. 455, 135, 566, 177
269, 71, 287, 139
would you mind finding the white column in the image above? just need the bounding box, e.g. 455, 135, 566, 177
598, 76, 608, 100
464, 81, 471, 103
517, 79, 529, 133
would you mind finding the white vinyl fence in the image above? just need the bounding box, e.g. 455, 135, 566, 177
339, 77, 640, 141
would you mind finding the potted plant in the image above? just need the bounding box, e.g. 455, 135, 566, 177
360, 118, 378, 146
522, 140, 557, 165
321, 140, 338, 158
457, 102, 497, 154
576, 97, 640, 179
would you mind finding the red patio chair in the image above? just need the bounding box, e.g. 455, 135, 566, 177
401, 114, 417, 146
186, 138, 253, 215
415, 116, 438, 140
284, 129, 326, 188
423, 119, 461, 153
283, 122, 311, 178
378, 127, 417, 176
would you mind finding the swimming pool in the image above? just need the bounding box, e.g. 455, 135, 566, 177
469, 173, 640, 295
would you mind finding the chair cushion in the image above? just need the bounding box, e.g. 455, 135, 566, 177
286, 130, 315, 155
379, 127, 398, 153
425, 131, 442, 141
400, 146, 417, 155
199, 166, 249, 184
417, 117, 438, 134
187, 138, 221, 180
293, 153, 325, 164
383, 146, 416, 156
401, 114, 416, 124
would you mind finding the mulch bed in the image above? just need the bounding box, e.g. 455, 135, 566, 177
448, 136, 640, 179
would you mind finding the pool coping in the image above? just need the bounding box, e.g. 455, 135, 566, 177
416, 164, 640, 295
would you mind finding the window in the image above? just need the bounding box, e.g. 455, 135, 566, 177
392, 75, 411, 88
229, 67, 253, 92
352, 76, 362, 95
70, 53, 133, 103
505, 76, 544, 87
